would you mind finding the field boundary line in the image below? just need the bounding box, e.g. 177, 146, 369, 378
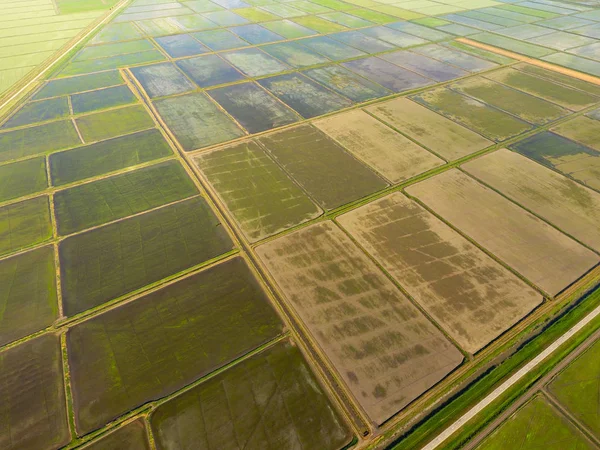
0, 0, 131, 115
420, 302, 600, 450
456, 38, 600, 86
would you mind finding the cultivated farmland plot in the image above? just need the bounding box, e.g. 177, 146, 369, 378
256, 221, 463, 425
338, 192, 542, 354
406, 169, 599, 296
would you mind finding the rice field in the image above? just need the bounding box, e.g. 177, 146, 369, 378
2, 0, 600, 447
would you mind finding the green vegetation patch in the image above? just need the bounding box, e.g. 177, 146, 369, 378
0, 196, 52, 256
82, 420, 150, 450
2, 97, 70, 129
548, 338, 600, 439
0, 334, 69, 450
76, 105, 154, 142
0, 120, 80, 163
71, 85, 137, 115
67, 257, 281, 434
154, 92, 244, 151
59, 50, 166, 77
54, 160, 198, 235
0, 246, 58, 347
151, 339, 352, 450
0, 157, 47, 203
57, 0, 119, 14
59, 196, 233, 316
411, 87, 533, 142
469, 32, 555, 58
476, 395, 594, 450
91, 23, 144, 45
258, 124, 388, 210
195, 141, 321, 242
34, 71, 123, 100
49, 129, 172, 186
74, 40, 156, 62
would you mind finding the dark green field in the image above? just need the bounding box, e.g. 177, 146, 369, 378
82, 420, 150, 450
0, 157, 47, 203
68, 257, 283, 434
0, 196, 52, 256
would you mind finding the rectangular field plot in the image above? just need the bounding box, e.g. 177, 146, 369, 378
151, 340, 352, 450
464, 149, 600, 252
314, 110, 444, 183
67, 257, 282, 434
34, 71, 123, 100
450, 77, 569, 125
2, 97, 70, 129
0, 246, 58, 347
154, 92, 244, 151
194, 141, 321, 242
483, 65, 600, 111
208, 82, 301, 134
175, 55, 245, 88
0, 196, 52, 256
58, 50, 166, 77
0, 334, 69, 450
59, 197, 233, 316
552, 116, 600, 152
71, 85, 137, 114
411, 87, 533, 142
338, 192, 542, 353
130, 62, 197, 98
256, 222, 463, 424
49, 129, 173, 186
258, 125, 388, 210
547, 338, 600, 439
475, 395, 595, 450
0, 120, 81, 163
510, 131, 600, 191
76, 105, 155, 142
342, 57, 433, 93
406, 170, 599, 296
258, 73, 353, 119
54, 160, 198, 235
367, 98, 493, 160
83, 419, 150, 450
0, 157, 47, 202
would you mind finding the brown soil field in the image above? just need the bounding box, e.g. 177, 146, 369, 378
406, 169, 599, 296
337, 192, 543, 354
256, 221, 463, 425
313, 110, 444, 183
366, 98, 493, 161
464, 149, 600, 252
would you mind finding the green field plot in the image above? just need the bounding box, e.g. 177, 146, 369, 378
0, 334, 69, 450
314, 110, 444, 183
552, 116, 600, 152
59, 50, 166, 77
470, 33, 555, 58
451, 77, 569, 125
195, 140, 321, 242
256, 222, 463, 424
0, 196, 52, 256
258, 124, 388, 210
208, 82, 300, 133
0, 120, 80, 163
464, 149, 600, 252
75, 105, 154, 142
56, 0, 119, 14
67, 257, 281, 434
54, 160, 198, 235
476, 395, 595, 450
411, 87, 533, 142
547, 338, 600, 439
484, 66, 600, 111
366, 98, 492, 160
406, 169, 599, 296
74, 40, 157, 62
91, 23, 144, 45
0, 246, 58, 347
293, 15, 348, 33
154, 92, 244, 151
151, 340, 352, 450
49, 129, 172, 186
33, 71, 124, 100
71, 85, 137, 114
83, 420, 150, 450
59, 196, 233, 316
510, 131, 600, 191
2, 97, 70, 129
0, 157, 47, 202
338, 192, 542, 354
